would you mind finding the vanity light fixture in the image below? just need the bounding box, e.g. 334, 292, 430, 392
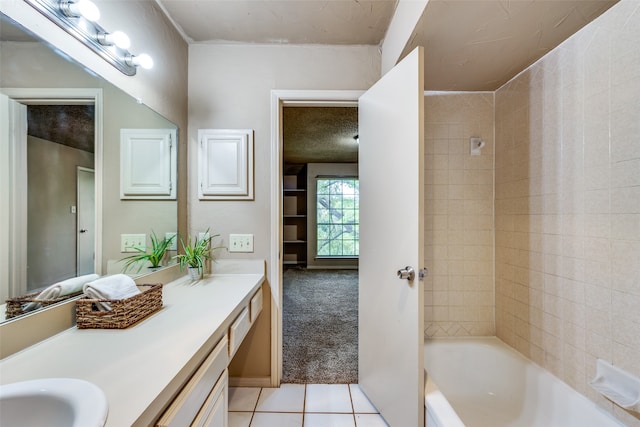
126, 53, 154, 70
97, 31, 131, 49
23, 0, 153, 76
59, 0, 100, 22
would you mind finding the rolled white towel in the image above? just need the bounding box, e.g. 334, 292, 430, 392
22, 273, 100, 312
83, 274, 141, 311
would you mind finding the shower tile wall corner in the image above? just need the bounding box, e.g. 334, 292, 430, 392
424, 92, 496, 338
494, 1, 640, 426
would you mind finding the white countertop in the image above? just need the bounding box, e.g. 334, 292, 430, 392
0, 260, 265, 427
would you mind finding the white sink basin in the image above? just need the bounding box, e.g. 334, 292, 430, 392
0, 378, 108, 427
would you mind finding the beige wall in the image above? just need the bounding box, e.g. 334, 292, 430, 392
495, 1, 640, 425
189, 43, 380, 379
424, 92, 495, 337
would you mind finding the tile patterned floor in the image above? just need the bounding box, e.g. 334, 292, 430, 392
229, 384, 389, 427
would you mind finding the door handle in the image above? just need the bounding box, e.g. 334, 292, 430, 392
79, 229, 88, 233
397, 266, 428, 282
397, 266, 415, 281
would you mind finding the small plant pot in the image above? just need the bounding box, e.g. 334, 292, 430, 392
188, 266, 202, 280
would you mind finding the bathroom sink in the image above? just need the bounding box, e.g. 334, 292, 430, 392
0, 378, 108, 427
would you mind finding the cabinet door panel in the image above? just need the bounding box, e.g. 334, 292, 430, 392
228, 307, 250, 358
157, 335, 229, 427
191, 370, 228, 427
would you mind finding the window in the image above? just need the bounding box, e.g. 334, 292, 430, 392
316, 178, 359, 257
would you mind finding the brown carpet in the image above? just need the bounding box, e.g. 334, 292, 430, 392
282, 268, 358, 384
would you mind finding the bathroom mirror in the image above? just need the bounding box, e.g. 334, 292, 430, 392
0, 15, 178, 321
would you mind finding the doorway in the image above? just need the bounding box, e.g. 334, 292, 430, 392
281, 106, 360, 383
1, 88, 103, 297
270, 90, 364, 387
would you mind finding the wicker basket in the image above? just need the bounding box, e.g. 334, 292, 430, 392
75, 283, 163, 329
5, 291, 83, 319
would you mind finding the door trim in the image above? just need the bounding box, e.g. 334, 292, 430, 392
1, 88, 104, 282
269, 90, 364, 386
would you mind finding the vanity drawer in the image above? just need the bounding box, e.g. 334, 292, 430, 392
157, 334, 229, 427
249, 288, 263, 324
191, 369, 228, 427
228, 307, 250, 358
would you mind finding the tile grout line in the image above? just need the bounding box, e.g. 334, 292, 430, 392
302, 384, 307, 426
248, 387, 262, 427
348, 384, 357, 426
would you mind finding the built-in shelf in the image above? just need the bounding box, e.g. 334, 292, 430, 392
283, 165, 308, 268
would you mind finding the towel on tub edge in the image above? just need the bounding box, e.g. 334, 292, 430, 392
83, 274, 141, 311
22, 273, 100, 312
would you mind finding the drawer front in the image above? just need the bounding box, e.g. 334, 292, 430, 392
191, 369, 228, 427
228, 307, 250, 358
157, 335, 229, 427
249, 288, 263, 324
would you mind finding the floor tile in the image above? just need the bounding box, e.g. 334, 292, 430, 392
229, 387, 261, 411
255, 384, 305, 412
228, 411, 252, 427
349, 384, 378, 413
354, 413, 389, 427
304, 413, 356, 427
306, 384, 353, 413
250, 412, 303, 427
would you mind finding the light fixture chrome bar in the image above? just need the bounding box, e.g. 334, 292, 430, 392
23, 0, 137, 76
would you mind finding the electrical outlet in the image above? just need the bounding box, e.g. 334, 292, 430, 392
198, 231, 210, 242
165, 232, 178, 251
121, 234, 146, 252
229, 234, 254, 253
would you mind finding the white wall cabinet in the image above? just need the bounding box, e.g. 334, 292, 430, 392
120, 128, 177, 199
198, 129, 254, 200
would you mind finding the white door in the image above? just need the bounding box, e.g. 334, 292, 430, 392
358, 47, 425, 427
77, 167, 95, 275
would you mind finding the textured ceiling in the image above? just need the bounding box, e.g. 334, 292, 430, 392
283, 107, 358, 164
402, 0, 619, 91
158, 0, 618, 91
157, 0, 396, 45
27, 105, 95, 153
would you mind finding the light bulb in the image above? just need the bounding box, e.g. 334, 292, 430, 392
126, 53, 154, 69
97, 31, 131, 49
61, 0, 100, 22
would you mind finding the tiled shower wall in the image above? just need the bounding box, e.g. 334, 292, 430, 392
424, 92, 495, 337
494, 1, 640, 425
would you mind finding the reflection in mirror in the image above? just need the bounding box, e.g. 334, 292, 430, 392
0, 14, 178, 321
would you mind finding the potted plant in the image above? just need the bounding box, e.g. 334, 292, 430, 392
174, 229, 223, 280
120, 231, 175, 273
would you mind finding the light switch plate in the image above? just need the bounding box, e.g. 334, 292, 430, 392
121, 234, 146, 252
229, 234, 254, 253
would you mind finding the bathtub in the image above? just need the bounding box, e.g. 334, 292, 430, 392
424, 337, 624, 427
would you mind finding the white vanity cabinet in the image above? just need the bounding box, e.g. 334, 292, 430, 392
192, 370, 228, 427
157, 286, 263, 427
0, 261, 266, 427
157, 336, 229, 427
